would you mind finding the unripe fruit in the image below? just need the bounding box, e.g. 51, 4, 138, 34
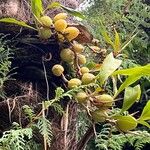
52, 64, 64, 76
80, 67, 90, 74
68, 78, 82, 89
54, 13, 67, 22
78, 54, 86, 65
40, 16, 53, 27
81, 73, 95, 84
60, 48, 75, 63
54, 19, 67, 33
76, 92, 87, 103
115, 115, 137, 132
64, 27, 79, 41
38, 28, 52, 39
57, 33, 65, 42
94, 94, 113, 108
73, 42, 84, 53
91, 109, 108, 123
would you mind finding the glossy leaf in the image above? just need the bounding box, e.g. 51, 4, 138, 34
113, 64, 150, 76
61, 6, 85, 19
121, 85, 141, 112
45, 2, 85, 19
139, 100, 150, 121
114, 75, 141, 97
137, 120, 150, 128
113, 29, 121, 54
0, 18, 36, 30
97, 53, 122, 85
31, 0, 43, 18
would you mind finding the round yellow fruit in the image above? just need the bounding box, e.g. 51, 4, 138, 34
80, 67, 90, 74
54, 13, 67, 22
64, 27, 79, 41
60, 48, 75, 63
54, 19, 67, 33
68, 78, 82, 89
81, 73, 95, 84
52, 64, 64, 76
91, 109, 108, 123
73, 42, 84, 53
78, 54, 86, 65
94, 94, 113, 108
40, 16, 53, 27
38, 28, 52, 39
76, 92, 87, 103
115, 115, 137, 132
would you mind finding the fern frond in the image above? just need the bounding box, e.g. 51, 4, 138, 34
22, 105, 35, 122
0, 128, 32, 150
51, 102, 64, 115
0, 34, 14, 98
37, 117, 52, 147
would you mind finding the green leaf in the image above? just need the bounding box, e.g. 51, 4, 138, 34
55, 87, 64, 98
114, 75, 141, 97
121, 85, 141, 112
113, 29, 121, 54
45, 2, 61, 11
61, 6, 85, 19
31, 0, 43, 18
45, 2, 85, 19
139, 100, 150, 121
121, 31, 138, 51
0, 18, 36, 30
113, 64, 150, 76
100, 21, 114, 46
137, 120, 150, 128
97, 53, 122, 85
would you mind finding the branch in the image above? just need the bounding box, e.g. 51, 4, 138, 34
76, 125, 94, 150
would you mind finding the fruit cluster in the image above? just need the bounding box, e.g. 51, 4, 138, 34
39, 13, 137, 133
38, 13, 79, 41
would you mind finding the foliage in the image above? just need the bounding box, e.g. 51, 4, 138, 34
82, 0, 150, 65
96, 129, 150, 150
0, 125, 32, 150
0, 34, 13, 98
0, 0, 150, 150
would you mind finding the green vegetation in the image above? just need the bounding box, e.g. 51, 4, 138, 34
0, 0, 150, 150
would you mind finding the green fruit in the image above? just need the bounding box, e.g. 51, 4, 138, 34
60, 48, 75, 63
94, 94, 113, 108
68, 78, 82, 89
80, 67, 90, 74
40, 16, 53, 27
115, 115, 137, 132
57, 33, 65, 42
73, 42, 84, 53
91, 109, 108, 123
54, 13, 67, 22
52, 64, 64, 76
54, 19, 67, 33
81, 73, 95, 84
78, 54, 86, 65
64, 27, 80, 41
38, 28, 52, 39
76, 92, 87, 103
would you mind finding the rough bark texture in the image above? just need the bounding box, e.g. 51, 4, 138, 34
0, 0, 81, 21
